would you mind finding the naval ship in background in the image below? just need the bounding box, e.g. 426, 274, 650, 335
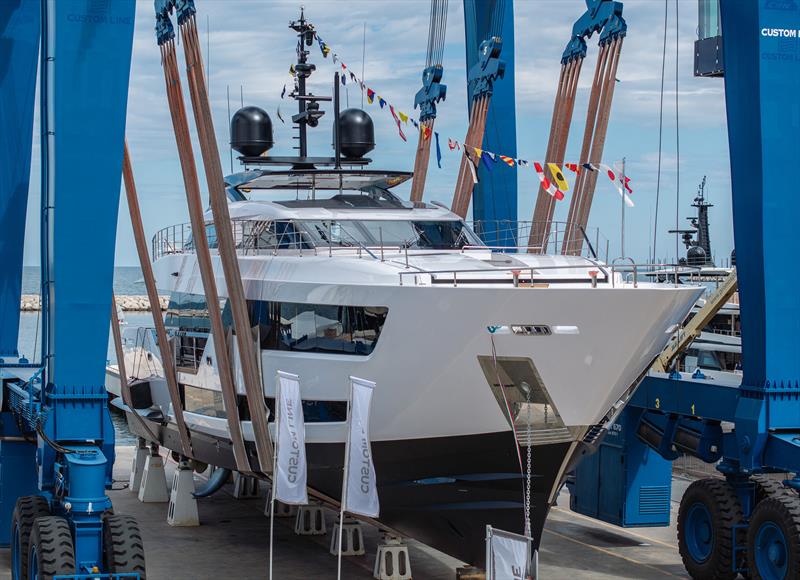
107, 14, 703, 566
648, 177, 741, 376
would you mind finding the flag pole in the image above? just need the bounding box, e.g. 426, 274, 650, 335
337, 381, 354, 580
269, 374, 281, 580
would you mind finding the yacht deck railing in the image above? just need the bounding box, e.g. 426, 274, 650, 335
152, 219, 609, 262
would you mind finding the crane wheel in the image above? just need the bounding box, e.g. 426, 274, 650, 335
103, 513, 147, 579
11, 495, 50, 580
27, 516, 76, 580
752, 475, 792, 503
678, 478, 743, 579
746, 494, 800, 580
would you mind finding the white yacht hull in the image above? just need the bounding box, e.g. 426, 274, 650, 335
117, 251, 702, 565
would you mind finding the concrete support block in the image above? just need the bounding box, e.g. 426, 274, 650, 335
232, 471, 260, 499
294, 504, 327, 536
373, 534, 412, 580
329, 517, 365, 556
167, 460, 199, 527
137, 450, 168, 503
129, 438, 149, 494
264, 487, 297, 518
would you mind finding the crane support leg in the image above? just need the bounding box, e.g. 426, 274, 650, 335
0, 0, 39, 362
455, 0, 516, 242
0, 0, 143, 575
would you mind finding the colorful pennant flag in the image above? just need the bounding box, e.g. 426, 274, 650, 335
481, 151, 497, 171
499, 155, 515, 167
534, 162, 565, 201
317, 36, 330, 58
389, 105, 407, 141
306, 29, 637, 188
547, 163, 570, 191
464, 150, 479, 183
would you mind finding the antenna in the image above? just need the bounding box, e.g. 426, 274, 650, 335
361, 22, 366, 109
334, 72, 342, 169
289, 7, 327, 159
227, 85, 233, 173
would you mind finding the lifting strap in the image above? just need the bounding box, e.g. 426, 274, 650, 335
563, 37, 624, 255
158, 35, 253, 473
121, 144, 190, 454
178, 11, 274, 472
529, 57, 583, 251
529, 0, 626, 255
109, 293, 159, 443
451, 94, 490, 217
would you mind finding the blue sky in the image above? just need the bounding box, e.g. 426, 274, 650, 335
23, 0, 734, 266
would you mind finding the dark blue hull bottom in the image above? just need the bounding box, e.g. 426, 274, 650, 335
127, 413, 572, 567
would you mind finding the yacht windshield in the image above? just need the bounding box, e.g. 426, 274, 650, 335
300, 220, 482, 250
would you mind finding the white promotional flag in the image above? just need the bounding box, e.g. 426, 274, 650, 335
488, 526, 531, 580
343, 377, 379, 517
274, 371, 308, 505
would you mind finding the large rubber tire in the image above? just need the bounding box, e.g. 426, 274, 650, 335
11, 495, 50, 580
103, 513, 147, 579
753, 475, 792, 503
746, 495, 800, 580
678, 478, 743, 579
28, 516, 76, 580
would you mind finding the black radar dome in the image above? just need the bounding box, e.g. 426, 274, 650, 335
231, 106, 274, 157
336, 108, 375, 158
687, 245, 707, 267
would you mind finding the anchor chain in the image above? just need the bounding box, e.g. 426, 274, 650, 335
525, 384, 533, 538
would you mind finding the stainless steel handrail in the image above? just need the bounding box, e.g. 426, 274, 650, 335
397, 261, 692, 287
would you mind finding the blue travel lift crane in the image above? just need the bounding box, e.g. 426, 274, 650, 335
0, 1, 144, 578
569, 1, 800, 578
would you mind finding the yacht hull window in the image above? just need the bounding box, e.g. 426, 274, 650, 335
249, 300, 388, 355
165, 292, 388, 356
